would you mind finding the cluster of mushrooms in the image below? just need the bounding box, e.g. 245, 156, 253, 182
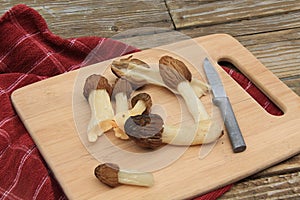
84, 55, 224, 187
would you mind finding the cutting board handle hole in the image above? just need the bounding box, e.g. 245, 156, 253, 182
218, 60, 284, 116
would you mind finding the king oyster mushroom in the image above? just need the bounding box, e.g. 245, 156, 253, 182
94, 163, 154, 187
110, 55, 210, 97
83, 74, 116, 142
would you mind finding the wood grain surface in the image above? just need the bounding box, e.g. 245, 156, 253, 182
1, 1, 300, 199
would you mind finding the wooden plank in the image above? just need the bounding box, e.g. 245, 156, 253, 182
0, 0, 173, 38
180, 11, 300, 38
219, 172, 300, 199
236, 29, 300, 80
283, 77, 300, 96
166, 0, 300, 28
11, 34, 300, 199
181, 27, 300, 86
254, 155, 300, 178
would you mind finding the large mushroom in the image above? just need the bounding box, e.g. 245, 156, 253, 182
159, 56, 210, 122
83, 74, 116, 142
111, 55, 210, 98
94, 163, 154, 187
124, 113, 222, 148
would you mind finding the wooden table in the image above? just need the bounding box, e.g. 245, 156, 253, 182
1, 1, 300, 199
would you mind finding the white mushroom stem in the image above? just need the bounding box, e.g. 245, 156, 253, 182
161, 119, 222, 145
115, 92, 129, 114
177, 80, 210, 122
113, 92, 130, 139
87, 89, 115, 142
118, 63, 210, 97
118, 170, 154, 187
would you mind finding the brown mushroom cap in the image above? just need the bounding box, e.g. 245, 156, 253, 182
159, 61, 186, 90
83, 74, 113, 100
94, 163, 120, 187
112, 78, 133, 100
159, 55, 192, 82
131, 93, 152, 114
124, 114, 164, 149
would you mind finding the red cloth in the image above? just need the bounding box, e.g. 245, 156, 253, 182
0, 4, 282, 200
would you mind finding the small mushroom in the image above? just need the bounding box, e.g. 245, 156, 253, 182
111, 78, 133, 139
83, 74, 116, 142
111, 55, 209, 97
125, 114, 222, 148
112, 78, 133, 114
113, 93, 153, 139
130, 92, 152, 116
94, 163, 154, 187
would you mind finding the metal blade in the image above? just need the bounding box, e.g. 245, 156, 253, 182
203, 58, 227, 98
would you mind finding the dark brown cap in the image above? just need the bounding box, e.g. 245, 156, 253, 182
83, 74, 113, 100
94, 163, 120, 187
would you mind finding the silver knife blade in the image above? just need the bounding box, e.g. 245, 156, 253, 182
203, 58, 227, 98
203, 58, 246, 153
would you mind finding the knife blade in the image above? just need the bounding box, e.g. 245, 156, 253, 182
203, 58, 246, 153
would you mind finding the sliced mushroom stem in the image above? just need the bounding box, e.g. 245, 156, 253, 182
118, 170, 154, 187
177, 81, 210, 122
87, 89, 115, 142
94, 163, 154, 187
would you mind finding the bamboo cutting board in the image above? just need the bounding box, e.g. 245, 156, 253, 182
11, 34, 300, 200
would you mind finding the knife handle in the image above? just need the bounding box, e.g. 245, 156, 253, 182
213, 97, 246, 153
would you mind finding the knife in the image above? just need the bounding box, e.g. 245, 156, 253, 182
203, 58, 246, 153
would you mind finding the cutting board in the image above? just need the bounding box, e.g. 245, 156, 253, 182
11, 34, 300, 200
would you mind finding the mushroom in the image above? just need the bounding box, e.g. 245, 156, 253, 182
83, 74, 116, 142
158, 58, 224, 144
113, 92, 152, 139
124, 113, 222, 148
112, 78, 133, 114
111, 55, 210, 98
111, 78, 133, 139
159, 55, 210, 97
130, 92, 152, 116
94, 163, 154, 187
159, 58, 210, 122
